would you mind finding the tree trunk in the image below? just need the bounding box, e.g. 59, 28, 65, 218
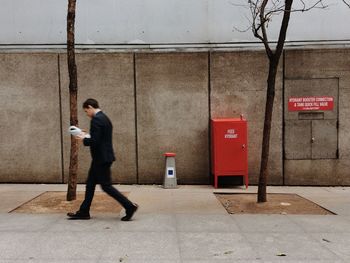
257, 60, 277, 203
66, 0, 78, 201
257, 0, 293, 203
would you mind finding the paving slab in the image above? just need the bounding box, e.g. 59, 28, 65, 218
0, 191, 43, 213
46, 215, 119, 233
319, 203, 350, 216
232, 214, 304, 233
259, 260, 345, 263
176, 214, 240, 233
178, 232, 258, 261
101, 232, 181, 261
0, 232, 41, 260
310, 233, 350, 261
0, 214, 59, 232
244, 232, 339, 261
18, 232, 106, 261
114, 213, 177, 232
99, 261, 181, 263
1, 184, 350, 263
289, 215, 350, 233
182, 261, 263, 263
129, 189, 226, 214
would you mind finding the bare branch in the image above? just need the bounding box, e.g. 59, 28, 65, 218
266, 0, 327, 18
292, 0, 328, 12
233, 24, 252, 33
343, 0, 350, 8
275, 0, 293, 61
230, 2, 250, 9
248, 0, 328, 56
248, 0, 273, 58
259, 0, 271, 44
232, 12, 253, 33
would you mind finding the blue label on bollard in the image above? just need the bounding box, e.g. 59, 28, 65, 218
167, 167, 175, 178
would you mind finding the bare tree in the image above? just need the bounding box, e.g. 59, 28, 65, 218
247, 0, 326, 202
66, 0, 78, 201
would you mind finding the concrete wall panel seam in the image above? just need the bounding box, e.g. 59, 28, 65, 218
57, 53, 64, 183
133, 53, 139, 184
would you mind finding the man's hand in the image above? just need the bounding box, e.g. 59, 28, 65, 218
75, 132, 86, 141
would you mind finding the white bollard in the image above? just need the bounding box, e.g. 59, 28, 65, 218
163, 152, 177, 189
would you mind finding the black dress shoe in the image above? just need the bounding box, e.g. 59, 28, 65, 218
121, 204, 138, 221
67, 211, 90, 220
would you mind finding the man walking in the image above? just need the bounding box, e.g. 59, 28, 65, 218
67, 98, 138, 221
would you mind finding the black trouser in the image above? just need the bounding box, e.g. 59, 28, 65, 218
80, 162, 134, 213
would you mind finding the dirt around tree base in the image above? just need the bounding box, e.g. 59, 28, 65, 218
215, 193, 334, 215
11, 191, 128, 214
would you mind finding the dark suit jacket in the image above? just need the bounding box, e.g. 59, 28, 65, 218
83, 111, 116, 165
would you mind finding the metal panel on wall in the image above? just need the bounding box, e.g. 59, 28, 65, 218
0, 0, 349, 45
312, 120, 338, 159
285, 120, 312, 160
284, 77, 341, 185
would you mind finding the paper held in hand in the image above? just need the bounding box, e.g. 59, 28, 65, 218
68, 126, 91, 138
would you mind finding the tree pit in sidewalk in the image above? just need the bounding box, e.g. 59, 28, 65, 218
11, 191, 128, 214
215, 193, 334, 215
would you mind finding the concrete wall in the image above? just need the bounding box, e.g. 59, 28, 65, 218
0, 48, 349, 185
136, 53, 209, 184
0, 53, 62, 182
210, 51, 283, 185
59, 53, 137, 184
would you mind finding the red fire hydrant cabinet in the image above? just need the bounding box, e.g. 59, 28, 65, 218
211, 117, 248, 188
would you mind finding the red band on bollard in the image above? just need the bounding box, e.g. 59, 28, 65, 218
164, 152, 176, 157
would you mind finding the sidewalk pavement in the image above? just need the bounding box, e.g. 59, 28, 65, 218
0, 184, 350, 263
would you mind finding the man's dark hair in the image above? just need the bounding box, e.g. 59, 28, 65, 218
83, 98, 99, 109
